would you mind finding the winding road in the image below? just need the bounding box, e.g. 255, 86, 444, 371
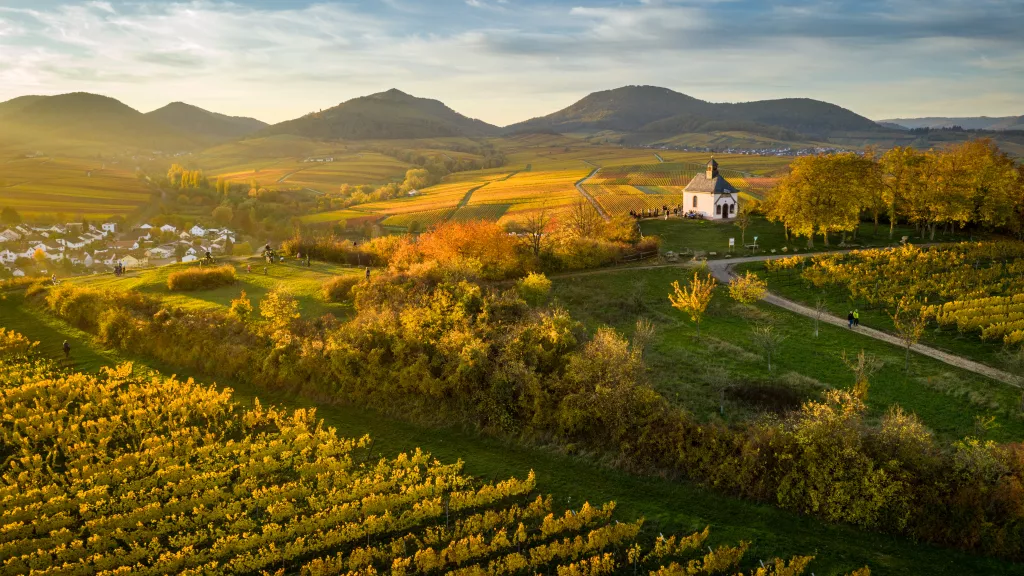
575, 166, 609, 221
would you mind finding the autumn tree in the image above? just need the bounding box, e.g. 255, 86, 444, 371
669, 272, 716, 339
565, 198, 603, 239
229, 290, 253, 323
879, 146, 925, 239
728, 271, 767, 304
32, 248, 47, 268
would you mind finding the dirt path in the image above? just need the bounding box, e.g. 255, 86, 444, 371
277, 167, 310, 184
575, 167, 609, 221
654, 153, 665, 163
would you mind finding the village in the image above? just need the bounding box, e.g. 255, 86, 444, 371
0, 220, 244, 279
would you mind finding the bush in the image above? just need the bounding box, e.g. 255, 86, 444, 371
516, 272, 551, 305
167, 265, 236, 291
322, 275, 362, 302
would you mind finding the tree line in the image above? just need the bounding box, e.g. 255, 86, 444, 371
762, 139, 1024, 246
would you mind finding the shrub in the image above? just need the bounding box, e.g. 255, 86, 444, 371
516, 272, 551, 305
167, 265, 236, 291
729, 271, 768, 304
322, 275, 362, 302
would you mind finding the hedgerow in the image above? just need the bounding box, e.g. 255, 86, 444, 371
167, 264, 236, 291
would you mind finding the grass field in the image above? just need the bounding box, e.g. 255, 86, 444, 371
0, 157, 155, 217
68, 259, 364, 318
1, 267, 1022, 575
552, 267, 1024, 444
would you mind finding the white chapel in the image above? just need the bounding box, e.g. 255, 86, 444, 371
683, 158, 738, 220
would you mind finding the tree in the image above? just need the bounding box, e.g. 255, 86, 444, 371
750, 323, 786, 372
565, 198, 603, 239
668, 272, 716, 339
260, 288, 300, 342
879, 146, 925, 239
734, 206, 752, 247
728, 271, 767, 304
212, 205, 234, 226
890, 296, 927, 372
229, 291, 253, 323
1, 206, 22, 225
520, 207, 552, 256
841, 349, 882, 401
32, 248, 47, 268
813, 295, 828, 338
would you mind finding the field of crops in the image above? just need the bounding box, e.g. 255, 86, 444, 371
468, 169, 589, 213
381, 207, 455, 229
450, 203, 512, 222
359, 180, 485, 216
0, 157, 154, 217
298, 208, 377, 224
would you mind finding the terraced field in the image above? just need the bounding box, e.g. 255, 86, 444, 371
381, 207, 455, 229
0, 157, 154, 217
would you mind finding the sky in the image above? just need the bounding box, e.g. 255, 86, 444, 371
0, 0, 1022, 126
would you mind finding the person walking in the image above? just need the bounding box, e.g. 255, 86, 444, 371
246, 263, 251, 274
847, 311, 854, 329
853, 309, 860, 328
62, 340, 71, 359
365, 266, 371, 280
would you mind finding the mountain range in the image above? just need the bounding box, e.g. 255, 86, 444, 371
0, 93, 267, 153
0, 86, 1019, 156
878, 116, 1024, 131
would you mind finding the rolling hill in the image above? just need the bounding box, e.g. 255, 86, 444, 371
0, 92, 200, 153
505, 85, 885, 140
145, 102, 267, 139
260, 89, 500, 140
879, 116, 1024, 131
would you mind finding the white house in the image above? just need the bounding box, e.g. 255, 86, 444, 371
190, 225, 207, 237
0, 229, 21, 243
145, 246, 175, 259
682, 158, 739, 220
102, 222, 118, 234
181, 254, 198, 263
60, 237, 88, 250
84, 253, 94, 268
139, 224, 153, 230
12, 268, 24, 278
0, 250, 15, 264
160, 224, 178, 234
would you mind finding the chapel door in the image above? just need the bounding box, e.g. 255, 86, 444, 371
720, 203, 729, 219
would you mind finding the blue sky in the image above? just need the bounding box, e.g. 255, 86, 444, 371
0, 0, 1022, 125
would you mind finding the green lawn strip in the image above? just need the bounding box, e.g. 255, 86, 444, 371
642, 217, 985, 260
68, 259, 362, 319
550, 267, 1024, 443
1, 295, 1020, 575
735, 261, 1019, 372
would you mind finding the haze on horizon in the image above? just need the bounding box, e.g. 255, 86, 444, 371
0, 0, 1021, 126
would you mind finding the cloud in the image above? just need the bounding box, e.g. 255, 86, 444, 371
0, 0, 1020, 125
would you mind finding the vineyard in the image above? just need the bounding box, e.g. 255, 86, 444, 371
382, 207, 456, 229
788, 242, 1024, 345
0, 331, 856, 576
0, 157, 155, 217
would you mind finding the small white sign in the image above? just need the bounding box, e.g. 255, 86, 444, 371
729, 238, 735, 247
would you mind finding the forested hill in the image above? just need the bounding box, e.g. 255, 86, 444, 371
145, 102, 268, 139
260, 89, 501, 140
505, 85, 885, 139
0, 93, 207, 152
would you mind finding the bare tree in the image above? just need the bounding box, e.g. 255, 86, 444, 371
841, 349, 883, 401
890, 297, 928, 372
631, 317, 656, 359
520, 206, 552, 256
565, 198, 602, 239
813, 295, 828, 338
750, 323, 787, 372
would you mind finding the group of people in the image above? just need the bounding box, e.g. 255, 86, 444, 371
847, 310, 861, 329
113, 262, 127, 276
629, 206, 675, 219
